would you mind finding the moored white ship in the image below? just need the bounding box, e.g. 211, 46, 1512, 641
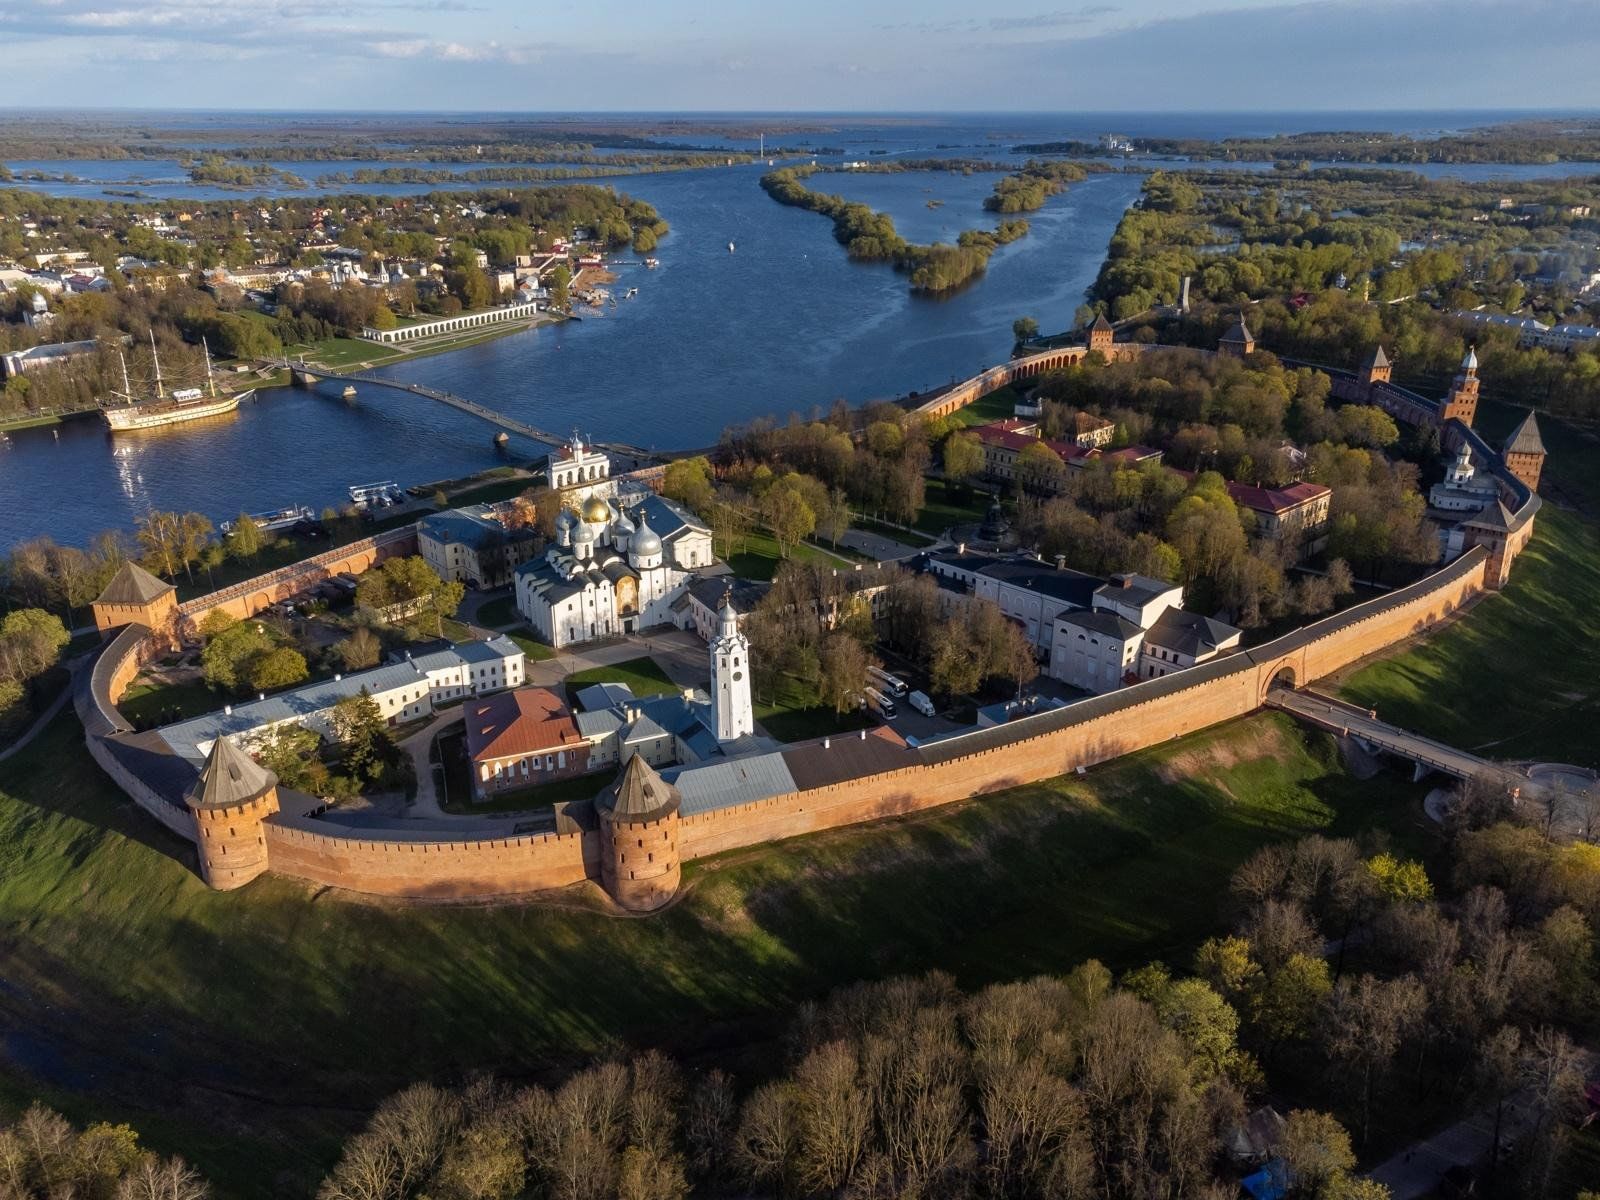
101, 335, 248, 432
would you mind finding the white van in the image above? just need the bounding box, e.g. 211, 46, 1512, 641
907, 690, 936, 718
867, 666, 908, 698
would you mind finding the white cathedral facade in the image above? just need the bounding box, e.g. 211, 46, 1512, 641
515, 434, 715, 649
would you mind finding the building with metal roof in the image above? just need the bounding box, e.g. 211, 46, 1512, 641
157, 635, 525, 765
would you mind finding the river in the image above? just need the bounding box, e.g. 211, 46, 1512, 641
0, 163, 1144, 548
4, 108, 1598, 549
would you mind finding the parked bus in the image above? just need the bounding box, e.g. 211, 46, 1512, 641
864, 686, 898, 719
867, 666, 908, 698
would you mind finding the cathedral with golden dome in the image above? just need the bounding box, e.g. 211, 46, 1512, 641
516, 434, 715, 648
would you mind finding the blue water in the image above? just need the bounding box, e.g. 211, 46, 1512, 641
3, 108, 1597, 549
0, 165, 1143, 547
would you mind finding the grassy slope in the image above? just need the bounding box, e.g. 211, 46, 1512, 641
0, 708, 1424, 1196
1340, 505, 1600, 767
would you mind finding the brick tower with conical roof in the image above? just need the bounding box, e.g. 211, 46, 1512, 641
1360, 344, 1392, 387
1441, 347, 1480, 427
595, 754, 682, 912
1501, 410, 1546, 492
1218, 314, 1255, 358
1087, 312, 1115, 356
185, 736, 280, 890
90, 561, 177, 641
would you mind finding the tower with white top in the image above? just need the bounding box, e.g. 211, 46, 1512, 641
709, 590, 754, 742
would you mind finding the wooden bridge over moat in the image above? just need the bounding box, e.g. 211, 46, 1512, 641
268, 358, 664, 466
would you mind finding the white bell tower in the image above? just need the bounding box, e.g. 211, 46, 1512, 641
710, 590, 754, 742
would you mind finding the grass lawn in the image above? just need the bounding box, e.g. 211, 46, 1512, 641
440, 767, 618, 815
0, 709, 1427, 1195
951, 383, 1024, 428
507, 629, 556, 661
1339, 506, 1600, 768
914, 477, 994, 536
1478, 398, 1600, 517
283, 336, 404, 371
116, 679, 222, 727
755, 674, 876, 744
725, 531, 853, 582
563, 656, 677, 704
474, 596, 521, 629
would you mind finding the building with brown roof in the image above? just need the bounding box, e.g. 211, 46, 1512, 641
1219, 315, 1256, 358
1501, 411, 1546, 492
464, 686, 590, 798
595, 754, 682, 911
91, 561, 178, 639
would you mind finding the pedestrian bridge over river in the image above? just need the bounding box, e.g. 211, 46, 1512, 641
266, 358, 657, 465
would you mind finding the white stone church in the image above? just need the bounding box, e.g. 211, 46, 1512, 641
515, 434, 715, 649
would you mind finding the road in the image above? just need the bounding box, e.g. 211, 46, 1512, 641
1368, 1049, 1596, 1199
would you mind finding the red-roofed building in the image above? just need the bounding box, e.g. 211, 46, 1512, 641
1170, 470, 1332, 552
1222, 480, 1331, 543
970, 419, 1163, 491
465, 686, 591, 798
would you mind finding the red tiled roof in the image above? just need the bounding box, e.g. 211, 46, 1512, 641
972, 421, 1092, 462
465, 687, 583, 763
1223, 479, 1330, 514
1167, 469, 1331, 514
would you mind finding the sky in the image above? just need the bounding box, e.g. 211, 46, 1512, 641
2, 0, 1598, 112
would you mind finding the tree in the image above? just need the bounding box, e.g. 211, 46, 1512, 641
762, 482, 815, 558
1279, 1109, 1357, 1198
197, 609, 238, 642
1366, 853, 1433, 903
1012, 316, 1039, 343
1016, 440, 1066, 494
662, 457, 716, 515
817, 633, 870, 714
1475, 1025, 1522, 1182
941, 432, 983, 490
331, 690, 394, 787
0, 608, 70, 686
226, 513, 264, 561
334, 627, 382, 672
135, 511, 215, 583
1323, 974, 1426, 1143
200, 621, 272, 692
548, 263, 571, 310
248, 647, 309, 693
1250, 953, 1332, 1043
256, 724, 328, 794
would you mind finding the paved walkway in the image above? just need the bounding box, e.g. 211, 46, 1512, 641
837, 528, 924, 562
1368, 1049, 1596, 1198
399, 708, 464, 817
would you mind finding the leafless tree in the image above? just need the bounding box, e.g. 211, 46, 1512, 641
113, 1156, 210, 1200
1239, 898, 1321, 970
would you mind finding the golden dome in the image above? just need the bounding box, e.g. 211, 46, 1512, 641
582, 495, 612, 523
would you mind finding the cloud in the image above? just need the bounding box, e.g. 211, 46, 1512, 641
985, 6, 1119, 32
371, 38, 539, 64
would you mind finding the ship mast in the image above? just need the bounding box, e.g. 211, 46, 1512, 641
148, 329, 165, 400
202, 337, 216, 398
118, 350, 131, 400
